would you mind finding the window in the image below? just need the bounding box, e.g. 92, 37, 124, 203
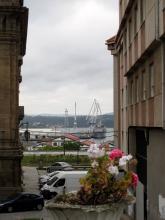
140, 0, 145, 24
134, 5, 138, 36
47, 176, 58, 186
126, 85, 128, 106
149, 63, 154, 97
28, 194, 38, 199
19, 195, 29, 201
135, 76, 139, 103
54, 178, 65, 187
129, 18, 132, 44
130, 80, 134, 105
124, 29, 127, 51
52, 163, 61, 167
141, 70, 146, 100
119, 0, 122, 21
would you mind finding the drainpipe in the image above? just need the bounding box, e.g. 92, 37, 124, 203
161, 41, 165, 129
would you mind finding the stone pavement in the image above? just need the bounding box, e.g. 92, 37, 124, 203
22, 166, 40, 194
0, 167, 44, 220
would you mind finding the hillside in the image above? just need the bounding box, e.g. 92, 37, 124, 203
22, 114, 114, 128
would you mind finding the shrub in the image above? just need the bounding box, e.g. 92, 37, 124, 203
22, 154, 90, 166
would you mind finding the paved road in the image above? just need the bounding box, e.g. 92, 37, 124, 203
0, 210, 43, 220
0, 167, 131, 220
0, 167, 50, 220
22, 166, 40, 194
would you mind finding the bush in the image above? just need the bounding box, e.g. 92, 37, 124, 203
36, 146, 63, 151
34, 142, 80, 152
22, 154, 90, 166
63, 142, 80, 151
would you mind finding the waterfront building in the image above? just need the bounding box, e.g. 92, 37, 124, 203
107, 1, 165, 219
0, 0, 28, 198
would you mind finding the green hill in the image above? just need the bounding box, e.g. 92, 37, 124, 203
22, 114, 114, 128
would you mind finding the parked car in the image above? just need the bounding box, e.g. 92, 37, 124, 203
0, 192, 44, 213
41, 170, 87, 199
46, 162, 74, 173
39, 171, 60, 188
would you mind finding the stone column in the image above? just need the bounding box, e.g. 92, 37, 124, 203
0, 0, 28, 198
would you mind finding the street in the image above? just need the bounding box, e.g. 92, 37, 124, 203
0, 167, 50, 220
0, 167, 131, 220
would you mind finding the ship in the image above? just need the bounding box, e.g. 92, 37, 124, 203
91, 124, 106, 139
86, 99, 106, 139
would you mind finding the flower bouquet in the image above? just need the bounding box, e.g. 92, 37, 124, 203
45, 144, 138, 220
76, 145, 138, 205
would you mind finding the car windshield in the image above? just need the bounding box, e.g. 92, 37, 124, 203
49, 171, 59, 178
60, 162, 71, 167
47, 176, 58, 186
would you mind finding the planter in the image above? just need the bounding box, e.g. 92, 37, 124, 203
44, 202, 127, 220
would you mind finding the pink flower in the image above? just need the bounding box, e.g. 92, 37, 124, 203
132, 173, 139, 188
109, 148, 124, 160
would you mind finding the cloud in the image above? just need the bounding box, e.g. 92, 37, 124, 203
21, 0, 118, 115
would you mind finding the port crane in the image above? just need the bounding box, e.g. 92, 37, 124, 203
86, 99, 102, 128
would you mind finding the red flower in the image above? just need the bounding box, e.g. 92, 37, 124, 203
109, 148, 124, 160
132, 173, 139, 188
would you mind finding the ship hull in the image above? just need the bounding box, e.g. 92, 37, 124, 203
91, 126, 106, 139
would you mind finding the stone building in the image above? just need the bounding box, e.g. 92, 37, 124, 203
0, 0, 28, 198
107, 0, 165, 219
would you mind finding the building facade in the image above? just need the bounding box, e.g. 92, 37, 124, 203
0, 0, 28, 198
107, 0, 165, 219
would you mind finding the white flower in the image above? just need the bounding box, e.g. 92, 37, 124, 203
119, 154, 133, 167
127, 154, 133, 161
87, 144, 105, 158
119, 157, 127, 167
91, 160, 99, 168
108, 165, 119, 176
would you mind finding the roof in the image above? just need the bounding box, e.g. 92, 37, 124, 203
80, 140, 95, 146
64, 133, 80, 141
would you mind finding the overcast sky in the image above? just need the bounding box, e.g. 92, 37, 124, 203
20, 0, 119, 115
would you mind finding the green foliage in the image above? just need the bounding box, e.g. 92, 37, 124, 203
22, 154, 90, 166
63, 141, 80, 151
36, 146, 63, 151
34, 142, 80, 152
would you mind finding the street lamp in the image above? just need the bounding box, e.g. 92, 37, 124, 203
19, 122, 30, 142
